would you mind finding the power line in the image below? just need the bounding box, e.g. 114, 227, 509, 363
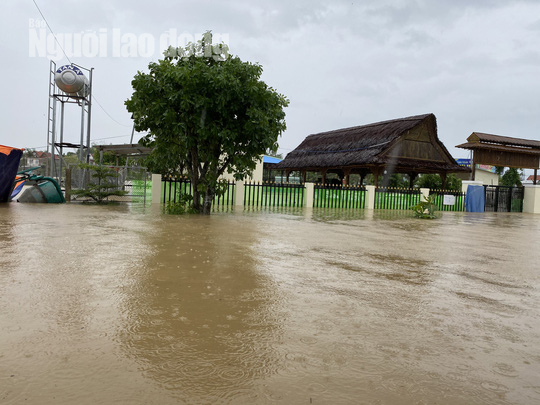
31, 0, 72, 65
92, 94, 132, 127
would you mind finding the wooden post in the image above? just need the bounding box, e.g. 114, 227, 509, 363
321, 169, 327, 185
372, 167, 382, 187
343, 168, 351, 186
534, 168, 538, 185
65, 167, 71, 202
408, 172, 417, 189
440, 172, 447, 190
471, 152, 476, 181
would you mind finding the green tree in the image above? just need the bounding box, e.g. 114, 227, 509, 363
414, 173, 461, 191
125, 32, 289, 214
500, 168, 523, 187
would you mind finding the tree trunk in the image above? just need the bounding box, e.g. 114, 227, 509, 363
189, 146, 201, 213
202, 186, 215, 215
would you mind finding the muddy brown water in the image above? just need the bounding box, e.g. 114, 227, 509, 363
1, 203, 539, 404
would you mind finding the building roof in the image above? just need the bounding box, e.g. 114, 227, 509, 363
263, 155, 282, 164
461, 132, 540, 149
456, 132, 540, 169
96, 143, 153, 157
276, 113, 467, 174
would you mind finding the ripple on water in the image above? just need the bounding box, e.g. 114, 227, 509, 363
492, 363, 519, 377
217, 365, 247, 382
299, 336, 318, 345
480, 380, 510, 394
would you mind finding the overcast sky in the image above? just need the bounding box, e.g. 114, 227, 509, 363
2, 0, 539, 162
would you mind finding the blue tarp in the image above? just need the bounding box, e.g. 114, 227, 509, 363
465, 185, 485, 212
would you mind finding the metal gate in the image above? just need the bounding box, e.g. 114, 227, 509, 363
483, 185, 524, 212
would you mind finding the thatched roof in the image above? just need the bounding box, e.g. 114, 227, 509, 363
277, 113, 467, 174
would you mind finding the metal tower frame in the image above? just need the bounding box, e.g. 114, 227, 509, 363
47, 60, 94, 184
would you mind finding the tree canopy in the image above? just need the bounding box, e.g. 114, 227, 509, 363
125, 33, 289, 214
500, 167, 523, 187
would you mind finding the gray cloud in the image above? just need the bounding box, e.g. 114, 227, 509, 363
1, 0, 539, 164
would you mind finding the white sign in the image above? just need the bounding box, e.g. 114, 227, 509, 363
443, 194, 456, 205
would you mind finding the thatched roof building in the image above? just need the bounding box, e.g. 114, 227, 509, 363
277, 113, 468, 186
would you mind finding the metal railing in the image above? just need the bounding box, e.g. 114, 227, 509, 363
314, 184, 366, 209
244, 181, 305, 208
162, 177, 235, 209
375, 187, 421, 210
484, 185, 524, 212
429, 189, 466, 212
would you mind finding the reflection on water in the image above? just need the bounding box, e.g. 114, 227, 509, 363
117, 216, 284, 403
1, 204, 540, 404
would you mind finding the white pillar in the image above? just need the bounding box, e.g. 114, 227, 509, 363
523, 185, 540, 214
305, 182, 314, 208
235, 180, 244, 207
151, 173, 162, 204
420, 188, 430, 201
365, 185, 375, 209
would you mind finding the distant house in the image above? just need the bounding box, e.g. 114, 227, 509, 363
19, 151, 59, 172
276, 113, 468, 186
455, 159, 499, 185
524, 175, 540, 185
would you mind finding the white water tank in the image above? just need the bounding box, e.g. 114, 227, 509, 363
55, 65, 89, 97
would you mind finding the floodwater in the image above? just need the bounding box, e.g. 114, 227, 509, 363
1, 204, 540, 405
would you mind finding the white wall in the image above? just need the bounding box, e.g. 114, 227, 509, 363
474, 169, 499, 185
220, 156, 264, 183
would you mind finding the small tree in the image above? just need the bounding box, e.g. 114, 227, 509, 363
72, 163, 128, 203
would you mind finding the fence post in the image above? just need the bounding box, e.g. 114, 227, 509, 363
151, 173, 162, 204
65, 167, 71, 202
365, 185, 375, 209
420, 188, 430, 202
235, 180, 244, 207
305, 182, 314, 208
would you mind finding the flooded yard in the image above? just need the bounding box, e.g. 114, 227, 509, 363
1, 203, 539, 404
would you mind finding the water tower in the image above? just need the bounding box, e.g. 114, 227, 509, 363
47, 61, 93, 183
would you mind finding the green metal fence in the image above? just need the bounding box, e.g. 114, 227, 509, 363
429, 189, 466, 212
243, 182, 305, 207
375, 187, 421, 210
162, 177, 235, 209
314, 184, 366, 209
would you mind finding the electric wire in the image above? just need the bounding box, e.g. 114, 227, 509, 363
31, 0, 73, 65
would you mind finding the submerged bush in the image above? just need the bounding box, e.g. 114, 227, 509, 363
411, 195, 438, 219
165, 193, 197, 215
